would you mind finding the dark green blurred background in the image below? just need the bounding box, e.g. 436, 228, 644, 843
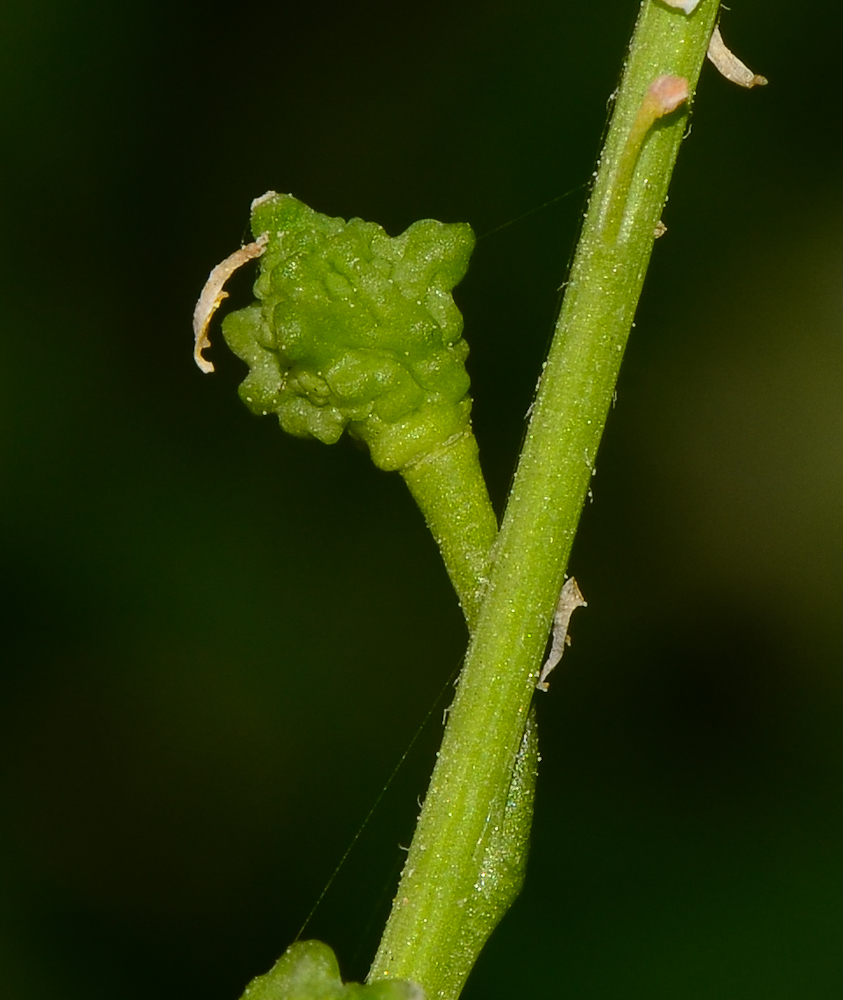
3, 0, 842, 996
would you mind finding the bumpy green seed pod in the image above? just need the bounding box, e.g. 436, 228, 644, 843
240, 940, 424, 1000
222, 192, 476, 472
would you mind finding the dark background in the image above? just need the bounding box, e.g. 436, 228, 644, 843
3, 1, 843, 997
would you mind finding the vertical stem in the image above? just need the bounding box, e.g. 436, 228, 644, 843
371, 2, 720, 997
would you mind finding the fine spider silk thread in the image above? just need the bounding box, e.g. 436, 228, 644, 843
475, 181, 590, 242
294, 657, 465, 943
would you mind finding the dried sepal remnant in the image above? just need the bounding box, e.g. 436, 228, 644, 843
193, 234, 269, 374
707, 25, 768, 88
536, 577, 587, 692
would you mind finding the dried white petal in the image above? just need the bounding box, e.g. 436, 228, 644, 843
707, 25, 768, 88
193, 234, 269, 373
659, 0, 701, 13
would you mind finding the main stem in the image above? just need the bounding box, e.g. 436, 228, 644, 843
371, 2, 720, 997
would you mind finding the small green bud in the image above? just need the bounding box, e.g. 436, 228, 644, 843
222, 193, 476, 471
240, 941, 424, 1000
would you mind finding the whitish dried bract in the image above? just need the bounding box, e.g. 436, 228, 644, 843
707, 25, 768, 88
193, 235, 269, 374
537, 577, 587, 692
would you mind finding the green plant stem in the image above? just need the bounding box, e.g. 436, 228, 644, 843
370, 2, 720, 997
400, 430, 499, 630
